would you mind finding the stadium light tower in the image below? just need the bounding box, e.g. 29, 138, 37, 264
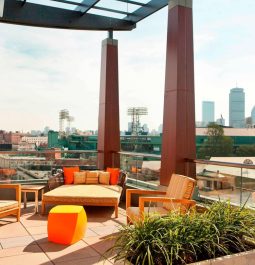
127, 107, 148, 135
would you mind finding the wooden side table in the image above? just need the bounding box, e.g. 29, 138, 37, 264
21, 185, 46, 213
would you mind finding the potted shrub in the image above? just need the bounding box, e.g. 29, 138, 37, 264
106, 201, 255, 264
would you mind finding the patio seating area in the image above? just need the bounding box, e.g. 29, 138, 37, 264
0, 202, 127, 265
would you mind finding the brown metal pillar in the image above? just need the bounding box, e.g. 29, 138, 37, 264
161, 0, 196, 186
97, 34, 120, 170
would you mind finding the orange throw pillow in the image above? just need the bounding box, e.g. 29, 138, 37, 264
63, 167, 79, 184
106, 168, 120, 185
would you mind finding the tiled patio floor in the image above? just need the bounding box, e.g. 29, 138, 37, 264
0, 203, 127, 265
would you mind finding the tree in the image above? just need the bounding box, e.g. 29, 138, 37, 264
198, 123, 233, 159
236, 145, 255, 156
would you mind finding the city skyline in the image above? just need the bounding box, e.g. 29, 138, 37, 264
0, 1, 255, 131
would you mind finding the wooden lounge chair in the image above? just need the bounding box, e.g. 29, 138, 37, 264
0, 184, 21, 222
126, 174, 196, 223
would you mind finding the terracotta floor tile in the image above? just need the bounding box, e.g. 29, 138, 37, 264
21, 204, 38, 214
0, 222, 29, 239
87, 217, 126, 228
26, 224, 47, 235
0, 216, 17, 224
100, 219, 125, 227
21, 213, 48, 228
84, 236, 116, 256
90, 225, 119, 236
87, 221, 105, 228
0, 252, 53, 265
85, 228, 99, 238
32, 233, 49, 244
0, 235, 35, 249
0, 244, 42, 258
0, 206, 125, 264
54, 256, 112, 265
39, 240, 99, 263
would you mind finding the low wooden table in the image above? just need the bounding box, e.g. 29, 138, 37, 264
21, 185, 46, 213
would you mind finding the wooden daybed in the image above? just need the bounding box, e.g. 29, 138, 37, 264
42, 171, 126, 218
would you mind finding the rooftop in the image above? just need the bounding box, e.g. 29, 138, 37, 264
0, 202, 127, 265
196, 127, 255, 137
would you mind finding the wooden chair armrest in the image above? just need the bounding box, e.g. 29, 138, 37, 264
0, 184, 21, 205
139, 197, 196, 215
126, 189, 166, 209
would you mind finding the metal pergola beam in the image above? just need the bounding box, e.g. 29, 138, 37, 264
0, 0, 136, 31
75, 0, 100, 15
124, 0, 168, 23
115, 0, 145, 6
0, 0, 168, 30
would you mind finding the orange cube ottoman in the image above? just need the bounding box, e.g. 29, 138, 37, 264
48, 205, 87, 245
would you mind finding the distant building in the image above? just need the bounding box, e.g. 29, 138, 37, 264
21, 136, 48, 146
229, 88, 245, 128
48, 131, 59, 148
142, 124, 149, 133
18, 142, 36, 151
195, 121, 204, 127
0, 130, 5, 144
246, 117, 253, 128
216, 117, 225, 126
31, 130, 42, 136
202, 101, 215, 126
43, 126, 50, 135
251, 106, 255, 126
3, 131, 23, 145
158, 124, 163, 134
128, 122, 132, 132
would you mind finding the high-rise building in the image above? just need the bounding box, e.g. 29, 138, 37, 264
251, 106, 255, 126
202, 101, 215, 126
229, 88, 245, 128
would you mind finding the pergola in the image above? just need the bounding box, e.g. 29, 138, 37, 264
0, 0, 196, 185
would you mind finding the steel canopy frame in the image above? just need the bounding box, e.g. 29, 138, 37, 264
0, 0, 168, 31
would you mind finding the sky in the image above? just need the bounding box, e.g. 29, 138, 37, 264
0, 0, 255, 132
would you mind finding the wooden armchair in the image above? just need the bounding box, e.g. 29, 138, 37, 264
0, 184, 21, 222
126, 174, 196, 223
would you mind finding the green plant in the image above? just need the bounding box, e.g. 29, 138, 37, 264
106, 201, 255, 265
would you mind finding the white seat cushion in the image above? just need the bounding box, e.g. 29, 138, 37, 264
0, 200, 19, 212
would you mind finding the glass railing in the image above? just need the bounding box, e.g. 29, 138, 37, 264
118, 152, 255, 207
186, 158, 255, 208
2, 149, 254, 208
118, 151, 161, 190
0, 150, 97, 184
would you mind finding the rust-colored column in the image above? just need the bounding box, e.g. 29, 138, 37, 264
161, 0, 196, 186
97, 36, 120, 170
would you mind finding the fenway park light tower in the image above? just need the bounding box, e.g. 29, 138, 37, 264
127, 107, 148, 136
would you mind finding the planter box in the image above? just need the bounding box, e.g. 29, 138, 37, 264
190, 249, 255, 265
122, 249, 255, 265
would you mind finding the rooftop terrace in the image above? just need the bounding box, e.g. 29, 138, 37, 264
0, 202, 127, 265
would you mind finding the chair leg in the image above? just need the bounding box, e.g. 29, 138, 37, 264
41, 202, 45, 215
17, 209, 21, 222
115, 204, 118, 218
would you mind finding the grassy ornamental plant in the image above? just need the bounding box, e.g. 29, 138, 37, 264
107, 202, 255, 265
